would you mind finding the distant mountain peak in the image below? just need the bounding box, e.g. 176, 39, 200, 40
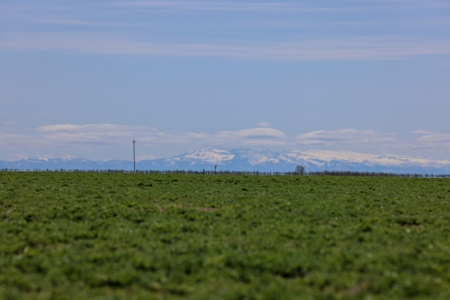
1, 148, 449, 174
183, 148, 236, 163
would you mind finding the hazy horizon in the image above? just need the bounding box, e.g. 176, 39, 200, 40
2, 147, 450, 165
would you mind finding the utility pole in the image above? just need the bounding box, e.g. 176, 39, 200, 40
132, 140, 136, 172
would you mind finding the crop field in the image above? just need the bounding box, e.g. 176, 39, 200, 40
1, 172, 450, 299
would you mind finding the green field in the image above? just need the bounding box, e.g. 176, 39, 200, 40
1, 172, 450, 299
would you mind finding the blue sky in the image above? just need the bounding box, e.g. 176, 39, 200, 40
1, 0, 449, 161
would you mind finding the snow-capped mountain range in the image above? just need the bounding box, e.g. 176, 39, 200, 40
1, 148, 450, 174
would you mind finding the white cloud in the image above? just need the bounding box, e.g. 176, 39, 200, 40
31, 124, 286, 148
256, 121, 271, 127
0, 132, 28, 146
213, 128, 285, 146
295, 128, 396, 147
4, 121, 18, 125
36, 123, 143, 134
36, 124, 145, 145
215, 127, 284, 139
293, 128, 450, 159
2, 125, 450, 161
413, 130, 450, 148
2, 33, 450, 61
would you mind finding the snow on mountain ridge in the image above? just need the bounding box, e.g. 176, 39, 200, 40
169, 148, 283, 166
2, 148, 449, 173
183, 149, 235, 163
163, 148, 450, 168
232, 149, 279, 165
282, 150, 450, 167
154, 148, 450, 172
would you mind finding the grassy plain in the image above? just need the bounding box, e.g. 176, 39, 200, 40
0, 172, 450, 299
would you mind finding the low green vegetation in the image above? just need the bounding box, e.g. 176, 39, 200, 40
1, 172, 450, 299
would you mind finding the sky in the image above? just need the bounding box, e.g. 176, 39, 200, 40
1, 0, 449, 161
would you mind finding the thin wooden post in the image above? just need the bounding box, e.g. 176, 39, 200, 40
132, 140, 136, 172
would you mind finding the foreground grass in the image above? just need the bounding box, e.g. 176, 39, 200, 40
0, 172, 450, 299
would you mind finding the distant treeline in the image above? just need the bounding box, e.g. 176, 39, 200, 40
307, 170, 450, 178
1, 168, 450, 178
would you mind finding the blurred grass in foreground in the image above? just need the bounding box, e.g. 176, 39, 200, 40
1, 172, 449, 299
